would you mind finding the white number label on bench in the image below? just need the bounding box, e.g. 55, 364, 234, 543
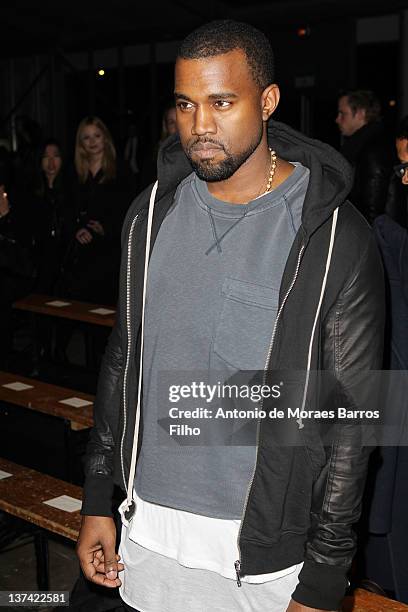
2, 382, 34, 391
43, 495, 82, 512
89, 308, 116, 315
59, 397, 93, 408
45, 300, 71, 307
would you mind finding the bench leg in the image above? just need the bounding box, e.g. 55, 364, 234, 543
31, 313, 40, 376
34, 531, 49, 590
84, 330, 97, 370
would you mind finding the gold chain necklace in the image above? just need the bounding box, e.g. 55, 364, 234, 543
265, 148, 277, 193
255, 148, 278, 199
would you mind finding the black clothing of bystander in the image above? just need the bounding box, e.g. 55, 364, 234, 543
341, 122, 394, 224
32, 175, 73, 294
0, 190, 35, 366
61, 167, 131, 306
385, 174, 408, 229
361, 215, 408, 603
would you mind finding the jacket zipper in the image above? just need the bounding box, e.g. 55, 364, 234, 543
120, 213, 139, 493
235, 243, 306, 586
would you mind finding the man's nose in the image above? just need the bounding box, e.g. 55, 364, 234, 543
192, 106, 216, 136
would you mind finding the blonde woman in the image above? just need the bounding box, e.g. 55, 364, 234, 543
74, 117, 116, 246
64, 116, 130, 305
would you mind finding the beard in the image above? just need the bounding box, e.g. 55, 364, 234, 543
184, 126, 263, 182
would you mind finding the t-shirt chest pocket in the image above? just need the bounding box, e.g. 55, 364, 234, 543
213, 278, 279, 371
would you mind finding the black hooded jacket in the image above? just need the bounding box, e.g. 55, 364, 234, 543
81, 120, 385, 610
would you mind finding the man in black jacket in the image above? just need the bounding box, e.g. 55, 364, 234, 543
77, 21, 384, 612
336, 90, 394, 224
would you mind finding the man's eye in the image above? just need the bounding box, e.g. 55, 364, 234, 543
214, 100, 231, 108
177, 102, 193, 111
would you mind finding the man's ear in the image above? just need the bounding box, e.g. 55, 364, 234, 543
356, 107, 366, 124
261, 84, 280, 121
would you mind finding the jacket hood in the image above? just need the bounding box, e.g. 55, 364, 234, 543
156, 119, 353, 236
156, 134, 192, 199
267, 120, 353, 235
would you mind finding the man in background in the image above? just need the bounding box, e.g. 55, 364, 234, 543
336, 90, 394, 223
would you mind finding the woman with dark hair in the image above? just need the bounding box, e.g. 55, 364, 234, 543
32, 139, 71, 294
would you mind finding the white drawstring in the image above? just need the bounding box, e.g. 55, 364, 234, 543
297, 207, 339, 429
123, 180, 158, 519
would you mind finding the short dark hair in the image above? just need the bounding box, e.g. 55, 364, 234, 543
341, 90, 381, 123
396, 116, 408, 140
178, 20, 275, 90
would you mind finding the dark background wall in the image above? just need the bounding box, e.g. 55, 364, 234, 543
0, 1, 406, 161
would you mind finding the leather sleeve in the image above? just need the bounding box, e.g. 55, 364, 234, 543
81, 320, 123, 516
359, 148, 392, 224
293, 233, 385, 609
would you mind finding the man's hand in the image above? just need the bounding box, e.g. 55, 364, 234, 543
76, 515, 124, 588
286, 600, 334, 612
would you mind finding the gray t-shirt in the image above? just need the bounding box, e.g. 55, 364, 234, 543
135, 163, 309, 519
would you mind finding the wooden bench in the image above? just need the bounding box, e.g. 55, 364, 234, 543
13, 293, 115, 369
0, 371, 93, 431
0, 372, 94, 482
342, 588, 408, 610
13, 293, 116, 327
0, 457, 81, 541
0, 457, 82, 589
